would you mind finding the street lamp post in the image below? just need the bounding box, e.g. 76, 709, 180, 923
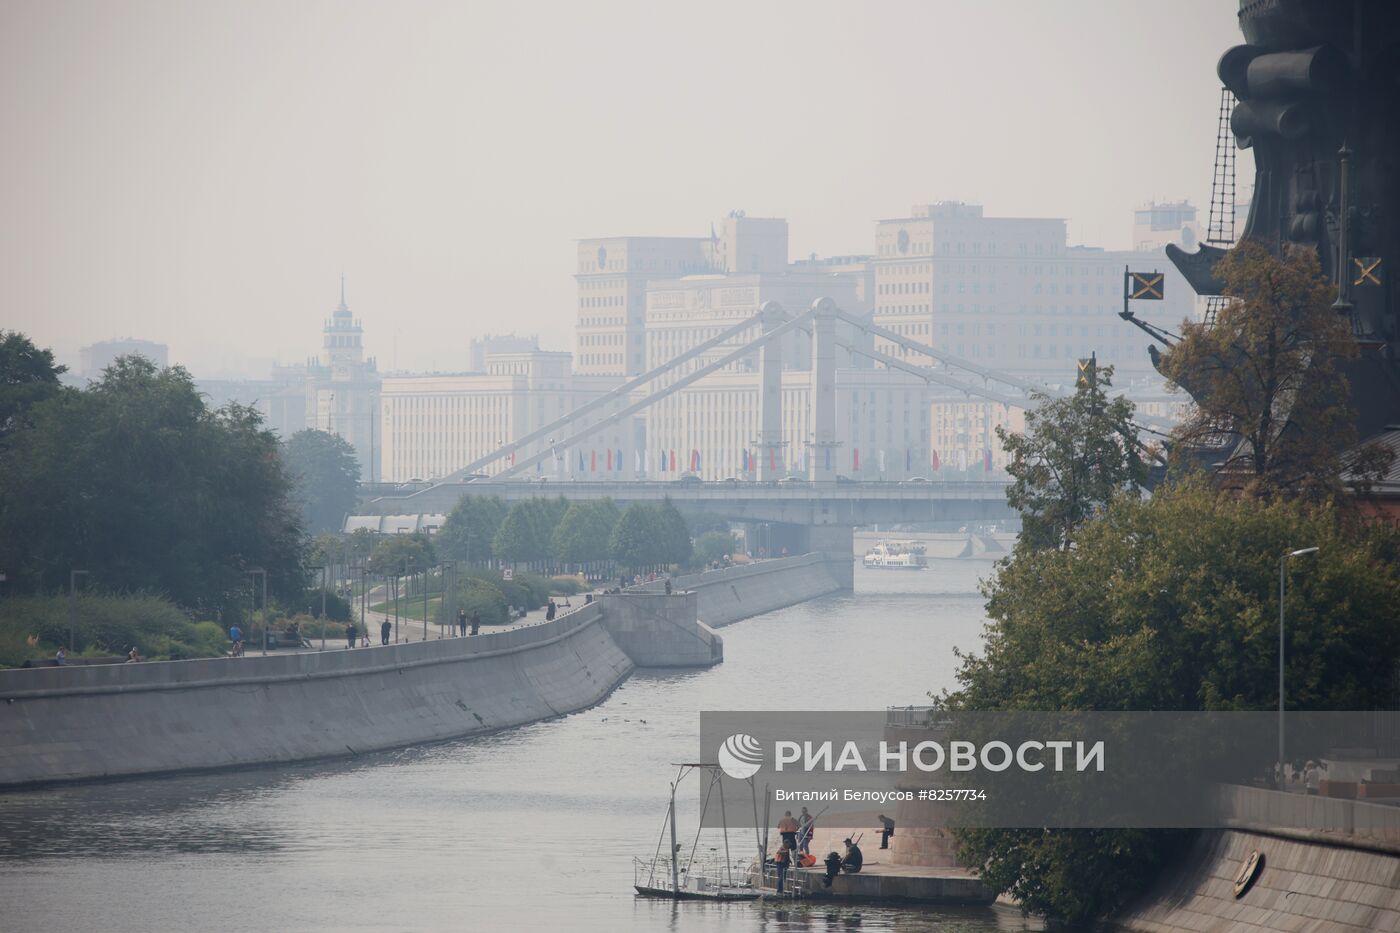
68, 570, 89, 653
249, 569, 268, 655
1279, 546, 1319, 787
310, 565, 325, 650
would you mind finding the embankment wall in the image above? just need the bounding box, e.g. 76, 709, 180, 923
0, 605, 632, 788
1117, 785, 1400, 932
633, 554, 847, 628
0, 555, 840, 788
598, 591, 722, 667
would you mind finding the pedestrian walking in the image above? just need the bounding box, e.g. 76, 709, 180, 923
664, 578, 672, 596
457, 608, 467, 636
545, 599, 557, 621
345, 622, 356, 649
380, 619, 391, 645
228, 623, 243, 656
55, 646, 68, 665
470, 611, 480, 636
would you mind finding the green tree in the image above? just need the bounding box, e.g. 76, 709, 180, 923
945, 480, 1400, 922
0, 330, 66, 443
1158, 242, 1373, 498
610, 503, 662, 571
0, 356, 305, 611
367, 533, 435, 577
492, 497, 565, 565
437, 495, 508, 564
552, 499, 620, 565
692, 530, 739, 566
657, 498, 693, 566
282, 429, 361, 534
996, 364, 1145, 551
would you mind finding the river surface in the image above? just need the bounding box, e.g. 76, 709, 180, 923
0, 560, 1042, 932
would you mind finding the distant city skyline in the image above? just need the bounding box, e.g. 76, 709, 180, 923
2, 1, 1240, 377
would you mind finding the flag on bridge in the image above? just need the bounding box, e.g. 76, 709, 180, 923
853, 448, 860, 472
984, 448, 993, 472
616, 448, 623, 472
591, 450, 596, 472
931, 449, 941, 471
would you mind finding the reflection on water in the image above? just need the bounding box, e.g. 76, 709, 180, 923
0, 562, 1040, 932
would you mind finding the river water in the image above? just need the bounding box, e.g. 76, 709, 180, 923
0, 560, 1041, 932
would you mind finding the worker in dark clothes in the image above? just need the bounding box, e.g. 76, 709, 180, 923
821, 851, 842, 888
878, 813, 895, 849
345, 622, 356, 649
457, 608, 467, 636
380, 619, 391, 645
841, 838, 863, 873
470, 611, 480, 636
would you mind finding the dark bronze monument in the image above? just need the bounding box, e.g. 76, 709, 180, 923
1167, 0, 1400, 436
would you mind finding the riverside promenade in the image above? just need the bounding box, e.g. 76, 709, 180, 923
0, 554, 846, 789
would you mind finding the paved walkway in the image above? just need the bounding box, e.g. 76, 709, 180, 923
252, 584, 602, 655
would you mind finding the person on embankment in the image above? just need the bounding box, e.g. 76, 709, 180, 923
380, 619, 391, 645
345, 622, 356, 649
877, 813, 895, 849
777, 811, 799, 853
841, 838, 863, 873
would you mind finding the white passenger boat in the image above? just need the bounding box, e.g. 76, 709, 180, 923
862, 540, 928, 570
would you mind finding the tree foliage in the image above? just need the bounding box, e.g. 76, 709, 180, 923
657, 498, 693, 566
996, 365, 1145, 551
609, 501, 692, 570
0, 593, 226, 666
493, 497, 567, 564
0, 354, 306, 611
282, 429, 361, 534
610, 503, 659, 570
367, 533, 435, 576
945, 480, 1400, 922
1158, 242, 1368, 497
0, 330, 66, 442
693, 530, 739, 566
551, 499, 620, 564
436, 495, 508, 563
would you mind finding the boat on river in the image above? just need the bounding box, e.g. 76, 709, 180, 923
862, 540, 928, 570
634, 763, 805, 901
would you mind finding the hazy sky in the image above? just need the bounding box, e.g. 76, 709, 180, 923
1, 0, 1241, 377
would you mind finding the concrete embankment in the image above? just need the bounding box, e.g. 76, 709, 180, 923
1117, 785, 1400, 932
633, 554, 848, 628
0, 604, 649, 788
0, 555, 846, 789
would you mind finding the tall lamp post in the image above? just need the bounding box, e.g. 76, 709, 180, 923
68, 569, 89, 653
1279, 546, 1319, 787
249, 568, 268, 656
310, 565, 326, 650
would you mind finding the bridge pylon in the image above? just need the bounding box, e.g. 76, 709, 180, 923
809, 297, 839, 482
758, 301, 786, 481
